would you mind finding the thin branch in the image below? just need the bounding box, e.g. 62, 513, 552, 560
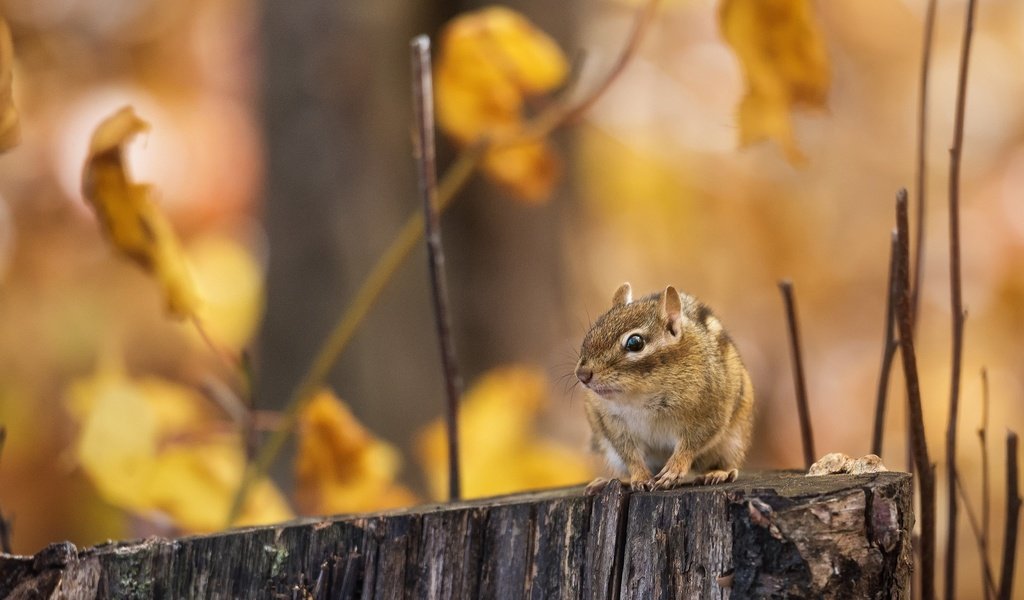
911, 0, 937, 331
981, 367, 992, 600
998, 431, 1021, 600
226, 142, 484, 525
0, 427, 10, 554
498, 0, 661, 146
945, 312, 968, 600
945, 0, 977, 595
226, 0, 662, 524
778, 280, 816, 468
895, 188, 936, 600
908, 16, 936, 595
872, 231, 899, 457
189, 314, 242, 376
412, 36, 464, 501
202, 377, 258, 461
955, 470, 999, 599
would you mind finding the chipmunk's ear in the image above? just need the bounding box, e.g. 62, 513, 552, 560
612, 282, 632, 307
661, 286, 682, 337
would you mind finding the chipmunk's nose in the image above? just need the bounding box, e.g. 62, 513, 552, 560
575, 365, 593, 385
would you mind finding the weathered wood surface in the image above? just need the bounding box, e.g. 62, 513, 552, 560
0, 471, 911, 599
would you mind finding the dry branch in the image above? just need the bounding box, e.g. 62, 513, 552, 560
944, 0, 979, 594
954, 471, 998, 598
998, 432, 1021, 600
895, 189, 936, 600
778, 280, 816, 469
981, 367, 992, 600
873, 231, 899, 457
911, 0, 937, 329
0, 427, 9, 555
411, 36, 463, 501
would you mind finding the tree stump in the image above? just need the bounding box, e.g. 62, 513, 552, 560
0, 471, 911, 599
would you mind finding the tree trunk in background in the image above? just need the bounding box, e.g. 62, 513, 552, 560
258, 0, 443, 473
258, 0, 577, 488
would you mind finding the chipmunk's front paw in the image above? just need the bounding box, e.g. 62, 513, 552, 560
651, 468, 689, 490
694, 469, 738, 485
629, 476, 656, 492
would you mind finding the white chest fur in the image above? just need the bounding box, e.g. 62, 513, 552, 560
597, 394, 678, 469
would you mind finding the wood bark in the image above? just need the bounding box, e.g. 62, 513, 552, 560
0, 471, 911, 599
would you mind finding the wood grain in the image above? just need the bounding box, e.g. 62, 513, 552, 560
0, 471, 911, 599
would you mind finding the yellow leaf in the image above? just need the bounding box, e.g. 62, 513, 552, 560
416, 366, 594, 500
719, 0, 829, 163
293, 390, 417, 515
68, 358, 159, 512
81, 106, 200, 318
436, 6, 568, 201
186, 234, 264, 349
0, 17, 19, 152
146, 441, 292, 531
67, 357, 292, 532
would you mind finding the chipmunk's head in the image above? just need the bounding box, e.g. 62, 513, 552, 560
575, 282, 702, 399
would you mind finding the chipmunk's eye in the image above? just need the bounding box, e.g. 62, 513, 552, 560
624, 334, 645, 352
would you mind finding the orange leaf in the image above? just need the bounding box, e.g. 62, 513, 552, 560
436, 6, 568, 201
293, 390, 417, 515
719, 0, 830, 163
82, 106, 200, 318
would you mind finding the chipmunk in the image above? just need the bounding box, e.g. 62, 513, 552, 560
575, 283, 754, 492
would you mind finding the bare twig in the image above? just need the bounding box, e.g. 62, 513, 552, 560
908, 14, 936, 594
944, 1, 978, 595
998, 431, 1021, 600
955, 470, 999, 599
412, 36, 464, 501
778, 280, 816, 468
0, 427, 10, 554
0, 511, 8, 554
202, 377, 258, 460
981, 367, 992, 600
911, 0, 937, 330
189, 315, 242, 376
895, 189, 936, 600
944, 314, 967, 600
872, 231, 899, 457
500, 0, 661, 145
227, 0, 663, 523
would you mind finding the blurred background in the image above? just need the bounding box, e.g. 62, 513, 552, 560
0, 0, 1022, 596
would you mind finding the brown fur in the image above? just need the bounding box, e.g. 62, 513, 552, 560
576, 283, 754, 491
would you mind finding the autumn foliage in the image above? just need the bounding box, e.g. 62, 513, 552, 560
436, 6, 569, 202
1, 0, 854, 547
